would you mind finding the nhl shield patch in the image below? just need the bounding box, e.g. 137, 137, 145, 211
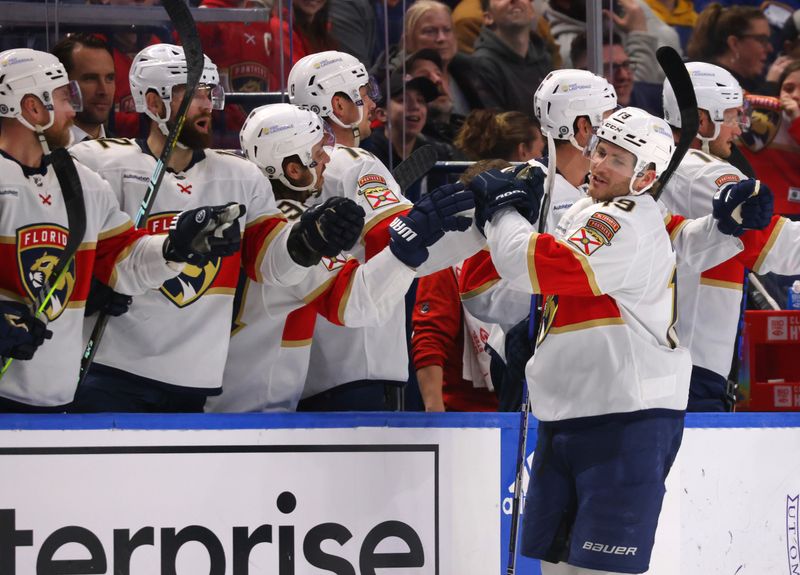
16, 224, 76, 321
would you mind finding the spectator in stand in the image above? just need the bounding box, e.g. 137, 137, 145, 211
328, 0, 405, 68
546, 0, 682, 76
268, 0, 338, 88
687, 3, 786, 95
451, 0, 560, 58
411, 159, 509, 412
402, 0, 490, 116
363, 69, 461, 195
454, 109, 544, 161
641, 0, 698, 51
197, 0, 275, 147
52, 33, 116, 144
471, 0, 555, 116
740, 61, 800, 219
404, 49, 461, 145
570, 31, 663, 117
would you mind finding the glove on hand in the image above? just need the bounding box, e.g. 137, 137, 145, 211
163, 202, 245, 265
388, 182, 474, 268
713, 179, 773, 237
287, 197, 366, 267
0, 301, 52, 361
469, 164, 546, 234
84, 279, 132, 317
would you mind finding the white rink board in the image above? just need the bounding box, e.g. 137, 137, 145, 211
0, 425, 500, 575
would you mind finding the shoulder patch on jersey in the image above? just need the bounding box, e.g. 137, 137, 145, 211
714, 174, 741, 188
16, 224, 75, 321
358, 174, 400, 210
321, 255, 348, 271
567, 227, 605, 255
357, 174, 387, 188
584, 212, 621, 244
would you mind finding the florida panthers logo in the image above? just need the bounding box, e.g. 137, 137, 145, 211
148, 212, 222, 308
16, 224, 75, 321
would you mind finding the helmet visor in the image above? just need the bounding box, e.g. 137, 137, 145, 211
67, 80, 83, 112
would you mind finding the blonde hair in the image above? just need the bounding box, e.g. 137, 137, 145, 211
403, 0, 452, 54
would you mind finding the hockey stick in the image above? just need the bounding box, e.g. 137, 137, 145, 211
506, 153, 554, 574
391, 144, 438, 192
652, 46, 698, 201
78, 0, 204, 384
1, 148, 87, 378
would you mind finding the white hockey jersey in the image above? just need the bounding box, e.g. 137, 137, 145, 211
70, 138, 308, 391
487, 195, 692, 421
660, 149, 800, 377
0, 151, 179, 406
206, 199, 416, 412
304, 144, 484, 394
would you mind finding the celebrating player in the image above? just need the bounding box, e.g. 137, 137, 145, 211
68, 45, 363, 413
287, 51, 481, 409
0, 48, 242, 412
207, 103, 472, 412
475, 108, 689, 575
661, 61, 800, 411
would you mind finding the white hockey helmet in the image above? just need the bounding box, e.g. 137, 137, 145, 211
592, 107, 674, 195
130, 44, 224, 135
0, 48, 82, 134
534, 69, 617, 150
663, 62, 743, 143
240, 103, 328, 192
288, 50, 372, 134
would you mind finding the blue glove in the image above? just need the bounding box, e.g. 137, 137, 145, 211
84, 279, 132, 317
389, 183, 474, 268
163, 202, 245, 265
713, 179, 772, 237
0, 301, 52, 361
288, 197, 366, 267
469, 164, 546, 234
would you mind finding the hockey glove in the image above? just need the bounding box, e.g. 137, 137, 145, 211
287, 197, 366, 267
469, 164, 546, 234
84, 279, 132, 317
388, 183, 474, 268
163, 202, 245, 266
713, 179, 773, 237
0, 301, 52, 361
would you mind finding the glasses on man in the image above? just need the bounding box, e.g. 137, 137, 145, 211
603, 60, 637, 77
738, 33, 772, 47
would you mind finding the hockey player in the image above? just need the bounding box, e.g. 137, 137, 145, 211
68, 45, 364, 412
287, 50, 482, 409
661, 61, 800, 411
0, 48, 242, 412
475, 108, 689, 575
208, 103, 473, 411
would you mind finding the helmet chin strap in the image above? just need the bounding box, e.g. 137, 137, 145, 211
699, 121, 721, 156
568, 135, 584, 153
278, 164, 319, 193
18, 113, 55, 155
329, 105, 364, 146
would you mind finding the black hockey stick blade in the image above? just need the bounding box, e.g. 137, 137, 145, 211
391, 144, 438, 191
652, 46, 698, 201
78, 0, 204, 385
1, 148, 86, 377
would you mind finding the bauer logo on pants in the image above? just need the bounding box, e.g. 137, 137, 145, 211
16, 224, 75, 321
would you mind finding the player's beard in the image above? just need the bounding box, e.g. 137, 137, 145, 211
172, 112, 212, 150
43, 119, 72, 150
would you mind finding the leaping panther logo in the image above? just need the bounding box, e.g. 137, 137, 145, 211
16, 224, 76, 321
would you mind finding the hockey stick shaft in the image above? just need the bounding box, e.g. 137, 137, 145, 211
1, 149, 86, 378
78, 0, 203, 384
652, 46, 698, 201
